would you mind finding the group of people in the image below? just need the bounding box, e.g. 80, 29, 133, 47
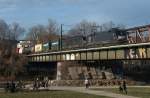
119, 80, 127, 94
5, 78, 128, 94
33, 77, 49, 90
5, 81, 18, 93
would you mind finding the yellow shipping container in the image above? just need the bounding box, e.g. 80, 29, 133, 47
35, 44, 42, 52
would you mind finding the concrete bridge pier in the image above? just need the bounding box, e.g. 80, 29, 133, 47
56, 61, 70, 80
56, 62, 62, 80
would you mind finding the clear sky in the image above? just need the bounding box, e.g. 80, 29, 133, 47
0, 0, 150, 29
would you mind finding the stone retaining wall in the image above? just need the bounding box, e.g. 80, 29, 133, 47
49, 80, 136, 86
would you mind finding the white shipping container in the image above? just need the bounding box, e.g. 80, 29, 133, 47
17, 43, 22, 48
19, 48, 23, 54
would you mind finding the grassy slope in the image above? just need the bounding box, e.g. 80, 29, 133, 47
0, 90, 111, 98
91, 87, 150, 98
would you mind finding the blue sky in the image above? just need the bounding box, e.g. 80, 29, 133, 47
0, 0, 150, 29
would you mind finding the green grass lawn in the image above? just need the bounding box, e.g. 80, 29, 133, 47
0, 90, 111, 98
91, 87, 150, 98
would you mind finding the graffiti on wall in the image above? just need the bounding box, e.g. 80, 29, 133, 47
124, 48, 146, 59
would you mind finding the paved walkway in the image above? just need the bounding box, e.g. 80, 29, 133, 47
47, 86, 140, 98
1, 85, 148, 98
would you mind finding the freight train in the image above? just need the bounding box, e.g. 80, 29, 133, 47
16, 28, 129, 54
16, 40, 59, 54
17, 24, 150, 54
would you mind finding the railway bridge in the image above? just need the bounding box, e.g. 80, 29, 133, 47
26, 43, 150, 81
25, 24, 150, 82
28, 43, 149, 62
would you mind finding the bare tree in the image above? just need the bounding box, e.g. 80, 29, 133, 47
62, 20, 98, 48
45, 19, 59, 41
47, 19, 59, 34
9, 22, 25, 40
101, 21, 115, 31
67, 20, 98, 37
0, 19, 9, 40
26, 19, 59, 43
0, 39, 27, 78
26, 24, 46, 43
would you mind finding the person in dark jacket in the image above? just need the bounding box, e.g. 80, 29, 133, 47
118, 81, 123, 93
5, 81, 10, 92
10, 81, 16, 93
122, 80, 127, 94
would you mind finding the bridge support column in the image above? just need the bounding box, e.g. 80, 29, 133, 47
56, 62, 62, 80
56, 61, 76, 80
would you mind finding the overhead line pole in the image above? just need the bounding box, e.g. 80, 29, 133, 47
60, 24, 63, 51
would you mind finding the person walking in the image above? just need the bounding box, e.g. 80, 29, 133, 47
33, 78, 39, 91
122, 80, 127, 94
5, 81, 10, 93
85, 78, 89, 89
118, 81, 123, 93
10, 81, 16, 93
